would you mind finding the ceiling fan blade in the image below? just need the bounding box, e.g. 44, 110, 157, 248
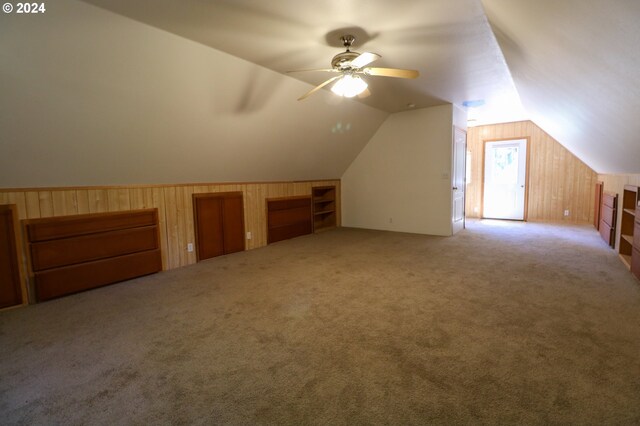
286, 68, 339, 74
350, 52, 381, 68
364, 67, 419, 79
298, 75, 343, 101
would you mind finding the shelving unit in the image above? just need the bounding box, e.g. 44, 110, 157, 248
312, 186, 337, 232
619, 185, 639, 270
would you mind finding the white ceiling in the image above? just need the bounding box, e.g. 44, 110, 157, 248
78, 0, 640, 173
80, 0, 527, 126
482, 0, 640, 173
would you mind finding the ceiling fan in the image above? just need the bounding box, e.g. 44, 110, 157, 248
289, 35, 420, 101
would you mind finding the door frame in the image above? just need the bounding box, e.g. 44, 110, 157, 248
481, 137, 531, 221
192, 191, 245, 261
452, 126, 467, 234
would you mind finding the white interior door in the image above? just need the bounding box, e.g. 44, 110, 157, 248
452, 127, 466, 234
483, 139, 527, 220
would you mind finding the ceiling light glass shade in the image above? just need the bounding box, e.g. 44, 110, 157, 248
331, 75, 368, 98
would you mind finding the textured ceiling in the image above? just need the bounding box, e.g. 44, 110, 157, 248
80, 0, 527, 125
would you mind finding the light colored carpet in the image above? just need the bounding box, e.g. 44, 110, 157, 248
1, 220, 639, 425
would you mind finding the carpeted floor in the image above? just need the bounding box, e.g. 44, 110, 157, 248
1, 220, 640, 425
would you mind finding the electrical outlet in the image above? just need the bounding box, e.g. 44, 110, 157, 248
246, 231, 252, 240
564, 210, 570, 217
474, 206, 479, 213
187, 243, 194, 252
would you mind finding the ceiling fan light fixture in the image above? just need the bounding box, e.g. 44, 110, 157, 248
331, 74, 368, 98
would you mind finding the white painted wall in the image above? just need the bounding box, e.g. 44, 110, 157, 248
341, 105, 455, 236
0, 0, 387, 188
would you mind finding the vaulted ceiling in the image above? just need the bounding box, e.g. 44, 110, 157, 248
81, 0, 526, 125
79, 0, 640, 174
1, 0, 638, 188
483, 0, 640, 173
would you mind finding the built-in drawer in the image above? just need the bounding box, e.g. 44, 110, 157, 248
601, 204, 615, 227
603, 192, 617, 209
599, 220, 613, 246
634, 218, 640, 248
631, 247, 640, 281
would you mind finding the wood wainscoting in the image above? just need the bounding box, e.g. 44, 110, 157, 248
0, 180, 340, 302
466, 121, 597, 223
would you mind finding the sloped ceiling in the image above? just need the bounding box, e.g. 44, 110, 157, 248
0, 0, 388, 187
80, 0, 526, 125
482, 0, 640, 173
1, 0, 637, 187
80, 0, 640, 174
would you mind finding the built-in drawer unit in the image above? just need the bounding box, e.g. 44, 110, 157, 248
24, 209, 162, 301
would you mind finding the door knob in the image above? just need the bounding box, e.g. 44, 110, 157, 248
453, 187, 458, 190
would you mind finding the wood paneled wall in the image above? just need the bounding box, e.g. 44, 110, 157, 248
598, 174, 640, 250
0, 180, 340, 274
466, 121, 597, 223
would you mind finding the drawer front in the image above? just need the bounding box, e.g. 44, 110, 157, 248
26, 209, 157, 242
30, 225, 159, 271
601, 204, 615, 227
267, 197, 311, 211
634, 220, 640, 248
35, 249, 162, 301
632, 247, 640, 280
599, 220, 614, 246
603, 192, 617, 209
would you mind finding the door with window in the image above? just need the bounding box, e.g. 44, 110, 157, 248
483, 139, 527, 220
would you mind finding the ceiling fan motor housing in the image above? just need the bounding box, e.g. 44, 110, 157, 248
331, 34, 360, 70
331, 51, 360, 69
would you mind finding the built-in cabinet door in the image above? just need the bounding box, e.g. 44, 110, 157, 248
193, 192, 245, 261
194, 196, 225, 260
0, 205, 23, 308
221, 195, 245, 254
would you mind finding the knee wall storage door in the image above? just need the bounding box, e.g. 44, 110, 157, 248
193, 192, 245, 261
0, 205, 23, 308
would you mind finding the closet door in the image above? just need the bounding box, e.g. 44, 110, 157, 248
222, 194, 245, 254
193, 192, 245, 261
0, 205, 23, 308
194, 196, 224, 261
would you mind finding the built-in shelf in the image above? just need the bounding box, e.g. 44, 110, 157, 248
312, 186, 337, 233
621, 234, 634, 245
623, 208, 636, 216
620, 253, 632, 269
